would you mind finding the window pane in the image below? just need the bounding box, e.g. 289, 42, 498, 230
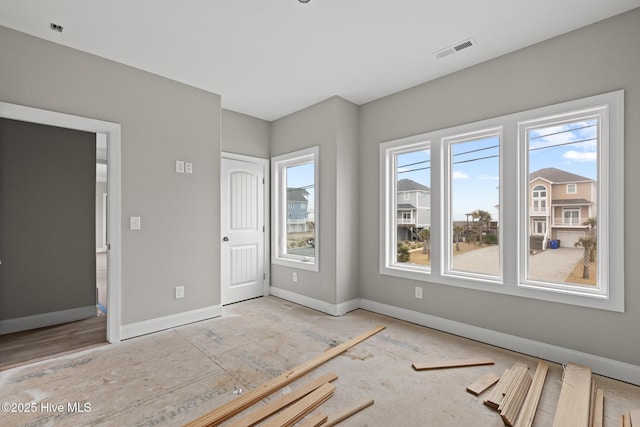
286, 162, 315, 258
395, 148, 430, 267
450, 136, 500, 277
527, 119, 598, 286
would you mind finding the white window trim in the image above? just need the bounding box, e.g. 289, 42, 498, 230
379, 90, 624, 312
272, 146, 319, 272
567, 183, 577, 194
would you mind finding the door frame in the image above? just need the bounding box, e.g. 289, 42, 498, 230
0, 101, 122, 343
221, 152, 270, 299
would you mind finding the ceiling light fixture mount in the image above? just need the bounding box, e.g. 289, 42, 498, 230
298, 0, 310, 3
50, 22, 63, 33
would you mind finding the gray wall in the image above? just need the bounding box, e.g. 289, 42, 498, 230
270, 97, 359, 305
221, 109, 270, 159
0, 26, 221, 325
358, 9, 640, 365
0, 119, 96, 320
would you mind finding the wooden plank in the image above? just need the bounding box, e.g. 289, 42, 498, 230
589, 378, 597, 427
514, 360, 549, 427
552, 363, 592, 427
485, 364, 528, 411
412, 357, 494, 371
467, 372, 501, 396
501, 371, 532, 426
297, 412, 328, 427
262, 383, 335, 427
623, 410, 632, 427
323, 398, 375, 427
620, 414, 625, 427
183, 325, 385, 427
225, 373, 338, 427
499, 365, 528, 413
629, 409, 640, 426
591, 389, 604, 427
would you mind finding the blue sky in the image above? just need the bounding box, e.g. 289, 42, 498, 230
396, 118, 598, 221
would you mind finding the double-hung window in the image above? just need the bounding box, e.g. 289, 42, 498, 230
380, 91, 624, 311
272, 146, 319, 271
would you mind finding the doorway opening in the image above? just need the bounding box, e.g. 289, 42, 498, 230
0, 102, 121, 348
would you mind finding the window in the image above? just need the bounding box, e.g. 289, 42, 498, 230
444, 128, 501, 280
563, 208, 580, 225
380, 138, 431, 280
272, 146, 319, 271
380, 91, 624, 311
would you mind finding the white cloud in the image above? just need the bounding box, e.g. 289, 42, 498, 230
563, 150, 597, 162
452, 171, 469, 180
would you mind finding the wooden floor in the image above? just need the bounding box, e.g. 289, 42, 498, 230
1, 296, 639, 426
0, 314, 107, 371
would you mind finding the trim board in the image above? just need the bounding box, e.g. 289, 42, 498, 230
0, 306, 96, 335
120, 305, 222, 340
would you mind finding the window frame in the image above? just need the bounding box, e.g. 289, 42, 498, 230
272, 146, 320, 272
379, 137, 432, 281
379, 90, 624, 312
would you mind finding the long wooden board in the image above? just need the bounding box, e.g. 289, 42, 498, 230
552, 363, 592, 427
323, 398, 375, 427
514, 360, 549, 427
500, 369, 532, 426
298, 412, 328, 427
467, 372, 501, 396
412, 357, 494, 371
591, 389, 604, 427
225, 373, 338, 427
629, 410, 640, 426
183, 325, 385, 427
262, 383, 335, 427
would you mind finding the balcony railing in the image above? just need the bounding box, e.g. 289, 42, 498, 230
552, 219, 584, 227
397, 218, 415, 225
529, 208, 549, 216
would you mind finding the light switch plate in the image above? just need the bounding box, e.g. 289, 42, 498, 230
185, 162, 193, 174
130, 216, 141, 230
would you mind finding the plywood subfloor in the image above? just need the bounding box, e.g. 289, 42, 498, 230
0, 296, 638, 426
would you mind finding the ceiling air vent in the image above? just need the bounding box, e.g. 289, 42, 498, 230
434, 38, 477, 59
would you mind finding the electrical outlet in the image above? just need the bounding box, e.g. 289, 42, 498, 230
185, 162, 193, 174
292, 272, 298, 282
176, 160, 185, 173
415, 286, 423, 299
175, 286, 184, 299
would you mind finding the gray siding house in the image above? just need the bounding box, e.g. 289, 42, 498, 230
397, 178, 431, 241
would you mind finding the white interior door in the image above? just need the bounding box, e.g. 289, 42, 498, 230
221, 157, 265, 305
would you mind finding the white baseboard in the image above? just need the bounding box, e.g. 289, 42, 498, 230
120, 305, 222, 340
269, 287, 360, 316
0, 305, 96, 335
360, 298, 640, 386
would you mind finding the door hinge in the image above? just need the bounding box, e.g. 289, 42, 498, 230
263, 226, 265, 232
263, 178, 265, 184
263, 273, 266, 280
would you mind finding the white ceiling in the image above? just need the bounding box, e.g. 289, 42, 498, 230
1, 1, 639, 121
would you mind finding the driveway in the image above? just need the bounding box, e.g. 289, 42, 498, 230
451, 245, 583, 282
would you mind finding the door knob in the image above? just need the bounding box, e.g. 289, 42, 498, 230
223, 237, 229, 242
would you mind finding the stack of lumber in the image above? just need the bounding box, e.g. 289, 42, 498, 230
482, 362, 533, 426
183, 325, 384, 427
